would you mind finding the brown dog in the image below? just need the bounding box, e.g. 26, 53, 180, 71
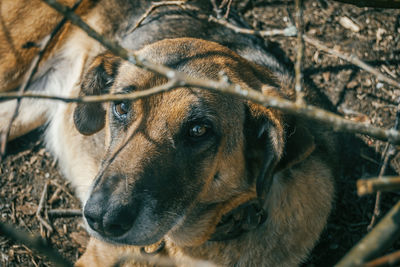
0, 1, 338, 266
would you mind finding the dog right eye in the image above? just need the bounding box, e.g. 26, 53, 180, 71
113, 102, 129, 120
189, 124, 209, 138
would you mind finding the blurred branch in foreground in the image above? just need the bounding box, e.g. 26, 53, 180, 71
0, 221, 72, 267
335, 201, 400, 267
358, 176, 400, 196
0, 1, 395, 146
333, 0, 400, 9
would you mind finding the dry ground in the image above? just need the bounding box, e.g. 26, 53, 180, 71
1, 0, 400, 266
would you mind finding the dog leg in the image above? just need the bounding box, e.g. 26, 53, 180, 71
0, 98, 49, 140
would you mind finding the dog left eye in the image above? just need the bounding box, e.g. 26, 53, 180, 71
113, 102, 129, 120
188, 124, 210, 138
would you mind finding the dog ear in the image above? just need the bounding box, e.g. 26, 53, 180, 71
275, 118, 315, 172
74, 54, 121, 135
245, 102, 315, 199
244, 101, 284, 199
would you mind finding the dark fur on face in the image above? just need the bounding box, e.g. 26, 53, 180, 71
2, 1, 337, 265
74, 38, 292, 247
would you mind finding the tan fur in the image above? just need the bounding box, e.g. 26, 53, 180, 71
0, 0, 104, 139
0, 0, 96, 92
1, 2, 338, 266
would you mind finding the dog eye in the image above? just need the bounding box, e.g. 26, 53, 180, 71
113, 102, 129, 119
188, 124, 210, 138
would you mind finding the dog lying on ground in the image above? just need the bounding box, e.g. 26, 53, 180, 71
0, 0, 338, 266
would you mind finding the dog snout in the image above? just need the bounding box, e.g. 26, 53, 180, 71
84, 186, 138, 238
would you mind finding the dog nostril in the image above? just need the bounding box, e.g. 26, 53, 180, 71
84, 208, 103, 233
103, 218, 133, 237
106, 223, 130, 236
103, 206, 135, 237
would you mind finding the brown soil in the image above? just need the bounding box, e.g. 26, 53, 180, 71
1, 0, 400, 266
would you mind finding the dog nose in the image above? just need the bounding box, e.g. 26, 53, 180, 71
84, 189, 137, 237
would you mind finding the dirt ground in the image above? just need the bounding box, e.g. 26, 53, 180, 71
1, 0, 400, 266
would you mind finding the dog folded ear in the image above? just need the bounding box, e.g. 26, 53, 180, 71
245, 101, 316, 199
276, 119, 315, 172
244, 102, 284, 199
74, 53, 121, 135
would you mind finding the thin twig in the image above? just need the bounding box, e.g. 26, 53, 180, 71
49, 180, 74, 199
47, 209, 82, 217
0, 0, 82, 162
210, 0, 223, 18
335, 201, 400, 267
294, 0, 305, 104
0, 221, 72, 267
367, 144, 390, 230
209, 16, 297, 37
303, 35, 400, 89
127, 1, 187, 34
357, 176, 400, 195
48, 188, 62, 205
221, 0, 233, 19
364, 250, 400, 267
36, 182, 53, 234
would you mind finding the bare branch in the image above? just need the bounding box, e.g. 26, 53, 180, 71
364, 250, 400, 267
368, 144, 391, 229
0, 221, 73, 267
127, 1, 187, 34
36, 182, 53, 234
220, 0, 233, 19
1, 76, 400, 146
358, 176, 400, 196
48, 209, 82, 217
335, 201, 400, 267
303, 35, 400, 89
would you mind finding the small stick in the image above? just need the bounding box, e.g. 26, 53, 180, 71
210, 0, 222, 18
364, 250, 400, 267
303, 35, 400, 89
36, 182, 53, 233
48, 188, 62, 205
221, 0, 233, 19
335, 201, 400, 267
358, 176, 400, 195
49, 180, 74, 199
209, 16, 297, 37
294, 0, 305, 104
48, 209, 82, 217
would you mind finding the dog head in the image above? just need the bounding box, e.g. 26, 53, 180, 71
74, 38, 315, 247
